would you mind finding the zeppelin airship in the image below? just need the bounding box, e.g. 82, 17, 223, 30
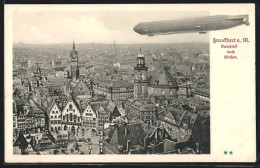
133, 15, 249, 36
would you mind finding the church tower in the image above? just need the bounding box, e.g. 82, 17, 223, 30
70, 41, 79, 79
134, 48, 149, 100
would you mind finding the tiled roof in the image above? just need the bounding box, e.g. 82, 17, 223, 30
106, 101, 116, 113
108, 124, 146, 150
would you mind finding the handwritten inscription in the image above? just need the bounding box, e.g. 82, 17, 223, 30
213, 38, 249, 60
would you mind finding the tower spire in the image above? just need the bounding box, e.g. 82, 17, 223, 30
73, 40, 75, 50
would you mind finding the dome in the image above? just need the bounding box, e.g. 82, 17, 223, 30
149, 67, 178, 87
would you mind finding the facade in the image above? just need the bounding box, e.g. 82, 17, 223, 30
82, 104, 97, 128
61, 98, 82, 131
125, 99, 157, 129
17, 111, 26, 131
192, 90, 210, 102
177, 84, 189, 98
93, 80, 134, 107
13, 101, 18, 130
25, 110, 35, 131
13, 113, 18, 130
55, 131, 69, 148
33, 107, 46, 131
106, 82, 134, 106
94, 105, 110, 128
49, 102, 62, 132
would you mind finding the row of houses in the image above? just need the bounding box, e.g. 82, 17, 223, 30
47, 97, 121, 132
13, 99, 47, 134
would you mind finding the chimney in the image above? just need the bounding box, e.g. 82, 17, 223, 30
144, 137, 147, 152
196, 142, 200, 154
124, 125, 127, 137
162, 126, 165, 140
126, 140, 130, 152
32, 136, 36, 147
155, 128, 158, 143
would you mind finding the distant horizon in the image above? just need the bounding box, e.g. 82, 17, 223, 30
13, 41, 209, 45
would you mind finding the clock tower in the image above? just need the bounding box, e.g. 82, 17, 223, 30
134, 48, 149, 100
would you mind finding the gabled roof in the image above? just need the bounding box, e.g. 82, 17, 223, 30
64, 96, 82, 113
82, 104, 97, 116
13, 131, 28, 150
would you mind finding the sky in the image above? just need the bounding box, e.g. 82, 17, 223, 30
12, 6, 210, 44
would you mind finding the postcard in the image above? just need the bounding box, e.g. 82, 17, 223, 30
4, 3, 256, 163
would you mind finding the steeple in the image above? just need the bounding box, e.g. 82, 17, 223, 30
73, 40, 75, 50
137, 48, 144, 58
70, 40, 79, 79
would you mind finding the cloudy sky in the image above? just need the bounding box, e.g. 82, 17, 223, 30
12, 6, 209, 44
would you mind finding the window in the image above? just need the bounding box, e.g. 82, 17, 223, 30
69, 104, 73, 111
156, 80, 159, 85
162, 90, 165, 95
141, 85, 145, 94
170, 90, 173, 95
